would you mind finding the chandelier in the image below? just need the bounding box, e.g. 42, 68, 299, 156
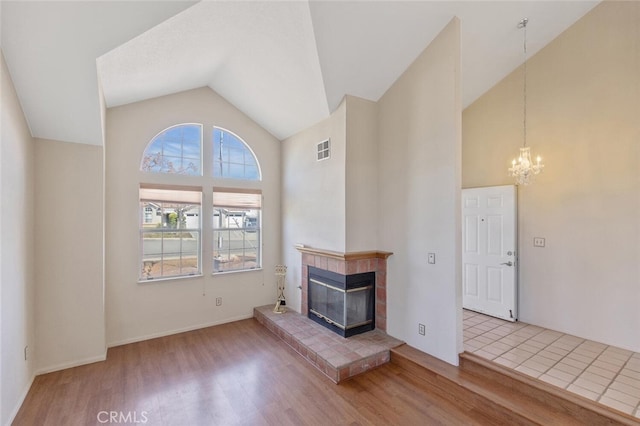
508, 18, 544, 185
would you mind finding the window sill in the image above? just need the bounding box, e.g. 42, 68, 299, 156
212, 268, 263, 276
138, 273, 203, 284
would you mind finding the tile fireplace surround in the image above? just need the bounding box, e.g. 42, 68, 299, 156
296, 246, 392, 332
252, 247, 400, 383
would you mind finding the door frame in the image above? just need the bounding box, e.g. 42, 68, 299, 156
461, 184, 518, 321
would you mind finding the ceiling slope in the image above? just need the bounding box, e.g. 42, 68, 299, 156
1, 1, 600, 146
1, 1, 196, 146
98, 1, 329, 141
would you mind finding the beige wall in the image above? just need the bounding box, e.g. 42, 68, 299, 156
1, 51, 36, 424
378, 18, 462, 365
282, 20, 462, 365
281, 99, 347, 310
106, 87, 281, 346
463, 1, 640, 351
34, 139, 106, 373
345, 96, 379, 252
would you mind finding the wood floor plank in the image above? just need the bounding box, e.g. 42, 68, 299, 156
15, 319, 494, 425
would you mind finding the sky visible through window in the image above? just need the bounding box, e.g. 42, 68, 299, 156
213, 128, 260, 180
141, 124, 201, 175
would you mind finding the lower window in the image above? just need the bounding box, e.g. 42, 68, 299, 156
140, 186, 202, 280
213, 189, 261, 273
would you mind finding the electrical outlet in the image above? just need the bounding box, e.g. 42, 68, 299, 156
418, 323, 426, 336
533, 237, 546, 247
427, 253, 436, 264
216, 297, 222, 306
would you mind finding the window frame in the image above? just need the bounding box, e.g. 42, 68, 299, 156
138, 123, 264, 282
139, 185, 203, 282
212, 188, 262, 274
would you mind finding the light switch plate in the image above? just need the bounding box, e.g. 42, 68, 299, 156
427, 253, 436, 264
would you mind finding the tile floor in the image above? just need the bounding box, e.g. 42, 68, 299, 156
464, 309, 640, 418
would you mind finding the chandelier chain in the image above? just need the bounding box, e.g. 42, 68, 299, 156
521, 18, 528, 148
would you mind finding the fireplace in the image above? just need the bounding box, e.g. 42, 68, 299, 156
307, 266, 375, 337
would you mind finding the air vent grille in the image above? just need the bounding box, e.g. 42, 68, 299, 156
317, 139, 330, 161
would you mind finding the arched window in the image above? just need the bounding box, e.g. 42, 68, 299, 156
213, 127, 261, 180
139, 123, 263, 280
141, 123, 202, 176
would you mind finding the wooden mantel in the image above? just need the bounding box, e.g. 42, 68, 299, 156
295, 245, 393, 261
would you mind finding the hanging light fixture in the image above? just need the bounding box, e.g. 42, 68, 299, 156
509, 18, 544, 185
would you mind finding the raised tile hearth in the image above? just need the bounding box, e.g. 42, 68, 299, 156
254, 305, 402, 383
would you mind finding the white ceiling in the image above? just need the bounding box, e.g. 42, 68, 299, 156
1, 1, 599, 146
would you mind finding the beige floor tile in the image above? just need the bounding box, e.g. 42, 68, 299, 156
461, 310, 640, 416
521, 358, 550, 373
566, 351, 596, 364
555, 361, 583, 376
539, 373, 570, 389
592, 359, 624, 373
574, 346, 604, 358
581, 340, 607, 351
614, 374, 640, 391
493, 357, 521, 369
625, 358, 640, 372
580, 371, 613, 387
537, 350, 564, 362
551, 340, 582, 352
586, 364, 617, 379
517, 342, 543, 355
500, 350, 531, 364
545, 345, 570, 357
609, 380, 640, 398
573, 377, 607, 394
500, 335, 529, 345
474, 349, 498, 360
470, 334, 494, 345
530, 354, 559, 368
523, 338, 548, 349
562, 356, 589, 370
515, 365, 542, 378
620, 368, 640, 381
598, 396, 635, 415
605, 346, 633, 357
546, 367, 578, 383
598, 353, 629, 367
603, 388, 640, 407
567, 383, 600, 401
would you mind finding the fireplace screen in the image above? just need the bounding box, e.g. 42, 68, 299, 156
308, 266, 374, 337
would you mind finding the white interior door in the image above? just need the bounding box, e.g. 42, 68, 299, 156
462, 185, 517, 321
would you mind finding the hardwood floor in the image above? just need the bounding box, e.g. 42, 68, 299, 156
14, 319, 492, 426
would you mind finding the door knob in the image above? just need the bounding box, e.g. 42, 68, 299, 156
501, 261, 513, 267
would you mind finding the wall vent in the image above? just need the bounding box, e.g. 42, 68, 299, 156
317, 139, 330, 161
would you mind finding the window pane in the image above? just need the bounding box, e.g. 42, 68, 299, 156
212, 204, 260, 273
141, 124, 202, 176
212, 127, 261, 180
140, 196, 201, 280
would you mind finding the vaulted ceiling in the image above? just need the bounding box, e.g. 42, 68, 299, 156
1, 1, 599, 146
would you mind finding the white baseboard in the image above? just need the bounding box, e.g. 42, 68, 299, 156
5, 373, 35, 426
35, 353, 107, 376
107, 314, 254, 348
